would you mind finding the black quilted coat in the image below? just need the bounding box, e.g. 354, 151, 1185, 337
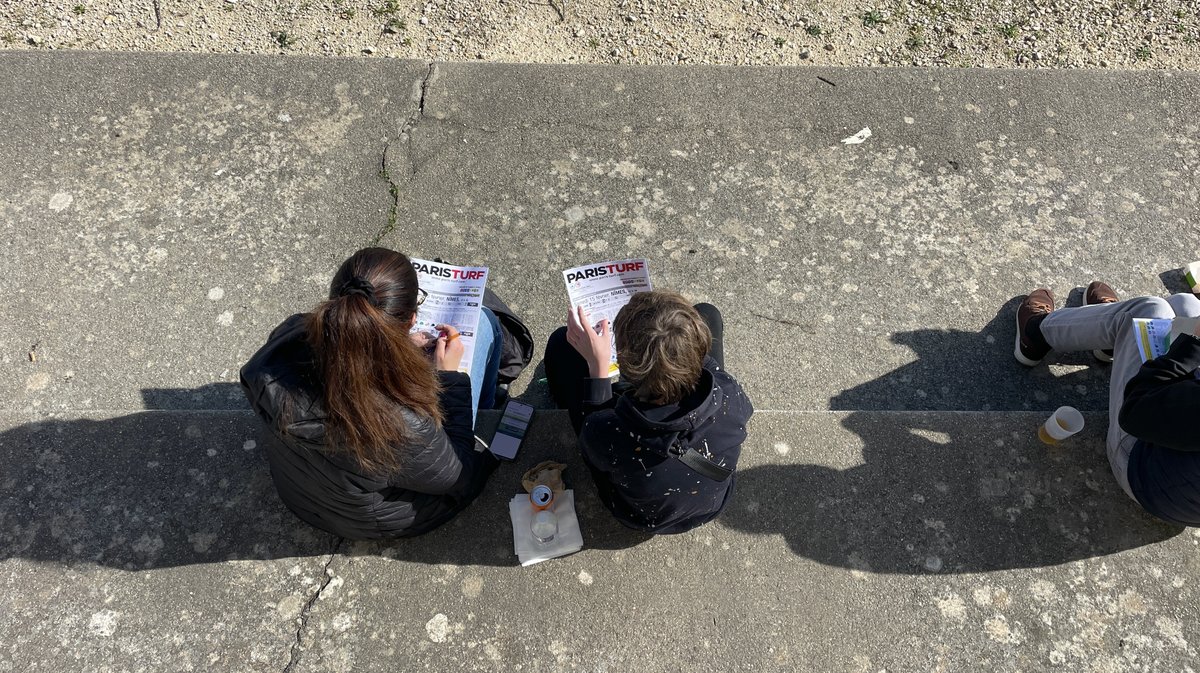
240, 314, 496, 539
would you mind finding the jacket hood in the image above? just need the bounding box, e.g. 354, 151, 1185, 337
240, 314, 326, 432
613, 362, 724, 457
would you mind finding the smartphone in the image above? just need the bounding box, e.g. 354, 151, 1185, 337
489, 400, 534, 460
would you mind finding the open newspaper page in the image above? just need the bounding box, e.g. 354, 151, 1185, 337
410, 258, 489, 374
562, 259, 652, 377
1131, 317, 1200, 363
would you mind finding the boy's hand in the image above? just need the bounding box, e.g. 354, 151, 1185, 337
567, 305, 612, 378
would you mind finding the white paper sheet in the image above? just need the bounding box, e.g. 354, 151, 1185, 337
1186, 261, 1200, 292
561, 259, 652, 377
509, 490, 584, 567
840, 126, 872, 144
1131, 317, 1200, 363
409, 258, 489, 374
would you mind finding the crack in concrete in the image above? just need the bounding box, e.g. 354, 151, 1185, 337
749, 311, 816, 332
151, 0, 162, 31
282, 537, 344, 673
372, 61, 436, 245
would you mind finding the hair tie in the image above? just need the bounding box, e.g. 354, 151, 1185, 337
338, 276, 378, 305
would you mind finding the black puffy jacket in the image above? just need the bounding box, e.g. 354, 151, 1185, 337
240, 314, 496, 539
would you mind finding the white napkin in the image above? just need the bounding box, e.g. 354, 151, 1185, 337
509, 489, 584, 567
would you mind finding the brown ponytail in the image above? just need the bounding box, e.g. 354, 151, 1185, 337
305, 248, 442, 474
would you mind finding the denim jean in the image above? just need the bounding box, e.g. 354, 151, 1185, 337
469, 307, 504, 427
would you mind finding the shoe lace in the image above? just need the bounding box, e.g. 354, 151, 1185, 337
1027, 293, 1053, 313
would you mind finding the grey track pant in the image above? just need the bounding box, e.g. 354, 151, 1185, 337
1038, 294, 1200, 499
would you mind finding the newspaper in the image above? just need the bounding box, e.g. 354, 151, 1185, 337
409, 258, 489, 374
1131, 317, 1200, 363
562, 259, 652, 377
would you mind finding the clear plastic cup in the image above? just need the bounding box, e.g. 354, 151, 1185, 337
531, 510, 558, 545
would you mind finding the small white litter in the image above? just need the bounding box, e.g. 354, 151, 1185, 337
841, 127, 872, 145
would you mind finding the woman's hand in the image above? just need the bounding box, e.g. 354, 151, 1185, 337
566, 305, 612, 378
434, 324, 464, 372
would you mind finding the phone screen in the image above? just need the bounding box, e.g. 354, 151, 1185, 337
489, 400, 534, 460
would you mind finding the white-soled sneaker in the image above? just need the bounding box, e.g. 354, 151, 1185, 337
1015, 289, 1055, 366
1083, 281, 1119, 363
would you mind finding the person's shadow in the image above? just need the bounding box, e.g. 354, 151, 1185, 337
721, 298, 1183, 573
0, 383, 645, 571
828, 297, 1111, 412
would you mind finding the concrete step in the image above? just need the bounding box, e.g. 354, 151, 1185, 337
4, 54, 1199, 415
4, 54, 1199, 672
2, 408, 1193, 672
0, 53, 426, 414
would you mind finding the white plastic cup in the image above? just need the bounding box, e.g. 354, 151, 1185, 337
1038, 406, 1085, 445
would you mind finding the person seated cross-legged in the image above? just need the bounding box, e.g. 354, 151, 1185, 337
1015, 281, 1200, 526
241, 247, 502, 539
544, 291, 755, 534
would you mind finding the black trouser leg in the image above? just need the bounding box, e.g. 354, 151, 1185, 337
693, 303, 725, 368
543, 326, 592, 434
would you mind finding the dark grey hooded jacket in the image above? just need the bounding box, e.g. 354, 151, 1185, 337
240, 314, 496, 539
579, 357, 754, 534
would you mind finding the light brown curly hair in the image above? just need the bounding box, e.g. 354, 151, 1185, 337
614, 290, 711, 405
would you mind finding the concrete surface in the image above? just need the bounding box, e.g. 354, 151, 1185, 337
385, 62, 1200, 412
3, 408, 1195, 672
3, 53, 1200, 672
0, 53, 426, 412
5, 55, 1199, 415
0, 407, 335, 672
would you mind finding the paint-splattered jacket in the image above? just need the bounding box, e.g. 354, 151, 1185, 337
240, 314, 495, 540
578, 358, 754, 534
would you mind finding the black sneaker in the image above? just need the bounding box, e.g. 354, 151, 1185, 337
1083, 281, 1119, 363
1015, 289, 1055, 366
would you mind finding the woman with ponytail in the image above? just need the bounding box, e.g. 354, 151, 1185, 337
240, 248, 503, 539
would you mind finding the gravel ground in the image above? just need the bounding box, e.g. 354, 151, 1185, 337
1, 0, 1198, 69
